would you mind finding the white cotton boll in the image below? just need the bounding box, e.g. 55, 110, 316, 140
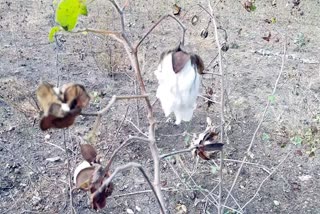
155, 51, 201, 124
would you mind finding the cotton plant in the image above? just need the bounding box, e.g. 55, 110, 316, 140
154, 45, 204, 124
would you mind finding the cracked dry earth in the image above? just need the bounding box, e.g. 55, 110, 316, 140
1, 0, 320, 214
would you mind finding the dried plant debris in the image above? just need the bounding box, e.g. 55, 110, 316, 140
173, 4, 181, 15
191, 118, 224, 160
191, 15, 199, 25
74, 144, 113, 210
36, 82, 90, 130
155, 45, 204, 124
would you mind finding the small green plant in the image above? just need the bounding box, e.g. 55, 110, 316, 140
49, 0, 88, 42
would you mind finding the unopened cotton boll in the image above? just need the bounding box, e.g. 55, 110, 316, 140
155, 46, 204, 124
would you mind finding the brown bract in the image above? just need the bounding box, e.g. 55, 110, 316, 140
80, 144, 98, 164
192, 130, 224, 160
161, 45, 205, 75
74, 144, 114, 210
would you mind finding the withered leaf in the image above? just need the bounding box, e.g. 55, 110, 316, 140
80, 144, 97, 164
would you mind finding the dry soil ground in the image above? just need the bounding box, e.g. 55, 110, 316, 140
1, 0, 320, 214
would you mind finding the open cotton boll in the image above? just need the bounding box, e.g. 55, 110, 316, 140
155, 48, 202, 125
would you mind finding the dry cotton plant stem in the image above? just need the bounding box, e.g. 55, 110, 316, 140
222, 40, 287, 213
62, 130, 75, 214
93, 162, 166, 213
82, 1, 189, 211
107, 0, 168, 211
241, 152, 291, 209
204, 1, 225, 213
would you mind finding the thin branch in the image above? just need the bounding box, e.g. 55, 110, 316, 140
73, 28, 123, 43
222, 159, 271, 174
135, 14, 186, 50
109, 0, 124, 29
102, 2, 166, 210
99, 95, 149, 115
75, 28, 120, 36
105, 136, 149, 171
115, 106, 130, 137
241, 152, 291, 209
205, 1, 225, 213
92, 162, 165, 213
125, 119, 148, 137
222, 39, 287, 212
160, 148, 193, 159
198, 94, 220, 104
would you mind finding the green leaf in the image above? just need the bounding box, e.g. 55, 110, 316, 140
55, 0, 87, 31
48, 26, 61, 42
291, 136, 302, 145
80, 4, 88, 16
268, 95, 275, 103
271, 17, 277, 24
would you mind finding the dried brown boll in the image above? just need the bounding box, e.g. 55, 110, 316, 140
36, 82, 90, 130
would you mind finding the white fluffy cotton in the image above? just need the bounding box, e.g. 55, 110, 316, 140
155, 52, 201, 124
